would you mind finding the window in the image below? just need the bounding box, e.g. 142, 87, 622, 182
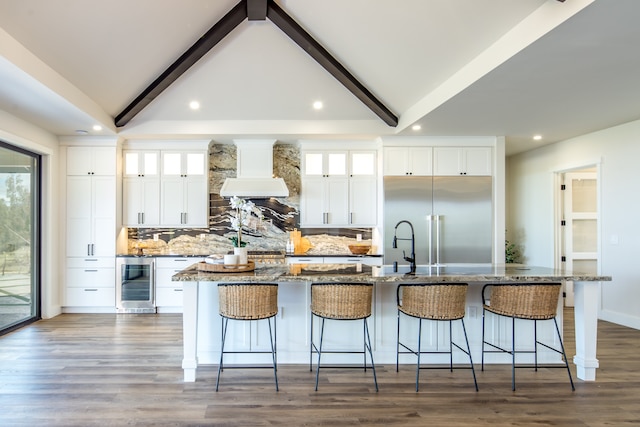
0, 141, 40, 334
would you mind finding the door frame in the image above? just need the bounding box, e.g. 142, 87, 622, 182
554, 163, 602, 307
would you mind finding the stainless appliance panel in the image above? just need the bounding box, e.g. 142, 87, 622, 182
384, 176, 492, 268
116, 257, 156, 313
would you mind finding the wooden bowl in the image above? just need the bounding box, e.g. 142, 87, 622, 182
348, 244, 371, 255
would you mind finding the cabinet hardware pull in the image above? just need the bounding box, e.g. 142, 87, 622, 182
84, 269, 98, 272
174, 289, 183, 292
87, 244, 91, 256
84, 289, 98, 292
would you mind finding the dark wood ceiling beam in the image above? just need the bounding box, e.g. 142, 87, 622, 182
266, 1, 398, 127
115, 1, 248, 127
247, 0, 267, 20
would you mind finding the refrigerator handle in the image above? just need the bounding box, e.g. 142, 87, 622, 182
427, 214, 434, 265
435, 215, 441, 265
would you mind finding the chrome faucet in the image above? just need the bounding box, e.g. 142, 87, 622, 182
393, 220, 416, 273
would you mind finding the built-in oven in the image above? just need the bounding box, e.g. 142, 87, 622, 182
116, 257, 156, 313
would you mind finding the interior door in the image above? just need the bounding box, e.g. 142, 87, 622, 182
562, 171, 599, 306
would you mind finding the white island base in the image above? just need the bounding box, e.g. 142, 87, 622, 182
177, 265, 608, 383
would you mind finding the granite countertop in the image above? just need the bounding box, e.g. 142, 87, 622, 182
172, 263, 612, 284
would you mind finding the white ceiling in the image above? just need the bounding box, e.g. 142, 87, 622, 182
0, 0, 639, 156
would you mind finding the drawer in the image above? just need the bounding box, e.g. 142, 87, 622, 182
67, 257, 115, 268
155, 257, 203, 269
329, 257, 383, 266
66, 287, 115, 307
67, 267, 115, 287
286, 257, 325, 264
156, 287, 184, 307
156, 268, 190, 287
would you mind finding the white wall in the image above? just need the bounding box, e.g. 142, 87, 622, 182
0, 110, 61, 319
507, 119, 640, 329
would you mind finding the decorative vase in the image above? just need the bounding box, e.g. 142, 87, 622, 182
234, 247, 248, 265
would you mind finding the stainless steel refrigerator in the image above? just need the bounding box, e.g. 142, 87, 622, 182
383, 176, 493, 268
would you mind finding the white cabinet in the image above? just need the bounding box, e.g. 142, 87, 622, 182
160, 151, 208, 227
67, 146, 116, 176
123, 150, 161, 226
301, 150, 376, 227
65, 258, 115, 307
65, 145, 116, 311
155, 257, 202, 312
433, 147, 492, 176
383, 147, 432, 176
66, 176, 116, 257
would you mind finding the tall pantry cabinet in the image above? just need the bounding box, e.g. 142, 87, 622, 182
64, 144, 116, 311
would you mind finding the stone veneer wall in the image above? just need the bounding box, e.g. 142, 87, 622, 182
127, 143, 373, 255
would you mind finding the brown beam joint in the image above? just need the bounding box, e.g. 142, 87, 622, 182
247, 0, 267, 20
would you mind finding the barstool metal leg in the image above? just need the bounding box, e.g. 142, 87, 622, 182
396, 309, 401, 373
364, 318, 379, 392
460, 318, 479, 391
481, 307, 486, 371
314, 317, 326, 391
449, 320, 454, 372
415, 318, 422, 391
554, 317, 576, 391
268, 316, 279, 391
512, 317, 516, 391
216, 317, 229, 392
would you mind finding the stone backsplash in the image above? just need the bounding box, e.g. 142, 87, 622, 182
126, 143, 374, 256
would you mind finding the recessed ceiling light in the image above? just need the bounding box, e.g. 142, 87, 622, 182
412, 124, 422, 131
313, 101, 323, 110
189, 100, 200, 110
533, 135, 542, 140
74, 129, 88, 135
92, 125, 102, 131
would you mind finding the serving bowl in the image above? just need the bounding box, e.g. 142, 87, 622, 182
348, 244, 371, 255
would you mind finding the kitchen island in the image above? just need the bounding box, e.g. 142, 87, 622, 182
173, 263, 610, 383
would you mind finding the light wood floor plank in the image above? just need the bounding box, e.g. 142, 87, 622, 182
0, 309, 639, 426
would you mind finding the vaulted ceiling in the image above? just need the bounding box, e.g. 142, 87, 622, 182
1, 0, 639, 156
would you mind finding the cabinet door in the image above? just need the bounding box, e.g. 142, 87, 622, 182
349, 177, 377, 226
67, 146, 115, 176
92, 176, 116, 256
300, 179, 325, 225
183, 178, 208, 227
160, 178, 184, 225
383, 147, 409, 176
408, 147, 433, 176
433, 147, 461, 175
463, 147, 492, 176
326, 178, 349, 225
123, 178, 160, 226
66, 177, 92, 256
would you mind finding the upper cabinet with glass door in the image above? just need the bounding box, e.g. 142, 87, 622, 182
124, 151, 159, 178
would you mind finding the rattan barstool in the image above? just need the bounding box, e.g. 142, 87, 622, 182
396, 283, 478, 391
216, 283, 279, 391
310, 282, 378, 391
481, 283, 575, 391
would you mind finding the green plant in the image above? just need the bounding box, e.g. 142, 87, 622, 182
505, 238, 521, 264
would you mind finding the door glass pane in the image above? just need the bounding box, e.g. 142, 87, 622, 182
186, 153, 204, 175
573, 260, 597, 275
305, 153, 323, 175
124, 152, 139, 175
0, 143, 39, 332
572, 178, 596, 212
163, 153, 181, 175
351, 153, 374, 175
143, 152, 158, 175
327, 153, 346, 175
573, 219, 597, 252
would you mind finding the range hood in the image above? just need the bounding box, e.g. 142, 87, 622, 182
219, 140, 289, 198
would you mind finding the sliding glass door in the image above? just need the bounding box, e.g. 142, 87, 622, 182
0, 142, 40, 334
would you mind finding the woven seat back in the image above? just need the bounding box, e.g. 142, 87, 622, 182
218, 283, 278, 320
399, 283, 468, 320
486, 283, 561, 320
311, 283, 373, 320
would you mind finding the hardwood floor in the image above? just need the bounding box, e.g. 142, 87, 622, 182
1, 309, 639, 426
